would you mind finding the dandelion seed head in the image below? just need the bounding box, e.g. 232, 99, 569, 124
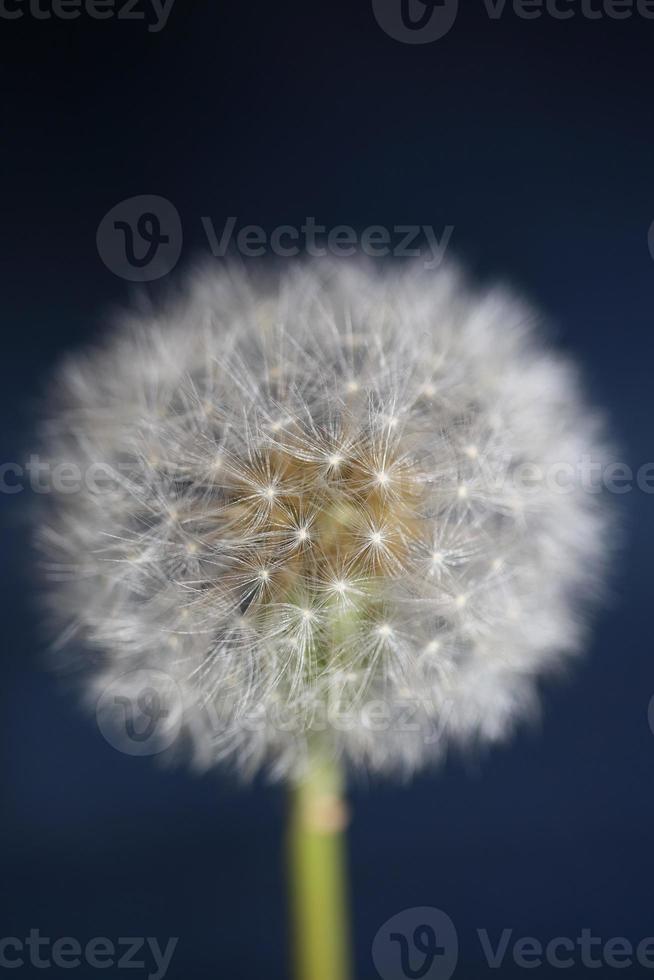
38, 261, 612, 780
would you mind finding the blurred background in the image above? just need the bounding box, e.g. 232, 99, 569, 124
1, 2, 653, 977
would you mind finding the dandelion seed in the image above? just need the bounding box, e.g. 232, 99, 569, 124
37, 261, 612, 779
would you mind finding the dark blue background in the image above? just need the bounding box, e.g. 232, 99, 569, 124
2, 2, 653, 977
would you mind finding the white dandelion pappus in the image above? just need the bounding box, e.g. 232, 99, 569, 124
38, 261, 610, 779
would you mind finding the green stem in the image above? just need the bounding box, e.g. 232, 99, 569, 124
288, 755, 352, 980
